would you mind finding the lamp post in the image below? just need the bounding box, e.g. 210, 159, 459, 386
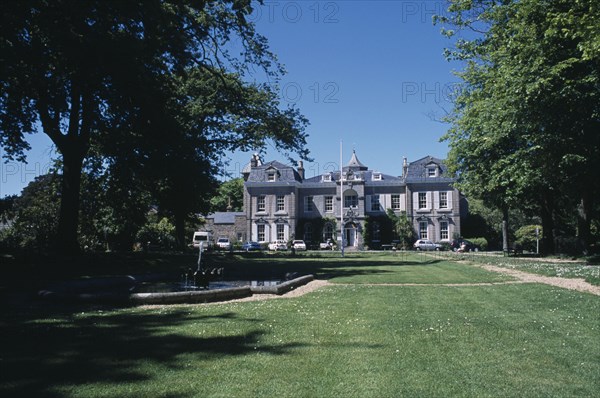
340, 140, 345, 257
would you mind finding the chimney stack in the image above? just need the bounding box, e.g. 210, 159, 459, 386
297, 160, 305, 180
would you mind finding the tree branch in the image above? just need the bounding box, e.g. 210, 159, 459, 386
35, 92, 66, 152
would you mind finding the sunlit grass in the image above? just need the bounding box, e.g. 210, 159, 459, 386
2, 283, 598, 397
433, 251, 600, 286
2, 252, 598, 397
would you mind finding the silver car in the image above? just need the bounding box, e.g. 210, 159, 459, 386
413, 239, 442, 251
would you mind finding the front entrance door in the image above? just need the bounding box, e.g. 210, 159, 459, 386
345, 223, 357, 247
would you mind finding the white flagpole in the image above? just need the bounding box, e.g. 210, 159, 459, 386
340, 140, 344, 257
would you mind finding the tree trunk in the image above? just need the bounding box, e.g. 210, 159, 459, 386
38, 81, 91, 255
56, 148, 84, 254
577, 190, 593, 255
501, 206, 509, 252
540, 195, 555, 255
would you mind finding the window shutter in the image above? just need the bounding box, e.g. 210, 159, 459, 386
434, 191, 439, 209
447, 191, 453, 209
366, 195, 372, 211
413, 192, 419, 210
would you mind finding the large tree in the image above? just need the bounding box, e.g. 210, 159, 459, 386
437, 0, 600, 254
1, 1, 309, 253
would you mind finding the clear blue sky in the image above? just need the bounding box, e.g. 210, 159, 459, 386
0, 1, 458, 197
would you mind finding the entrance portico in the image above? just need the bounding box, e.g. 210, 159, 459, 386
343, 221, 361, 248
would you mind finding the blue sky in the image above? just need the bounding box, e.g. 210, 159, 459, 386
0, 1, 458, 197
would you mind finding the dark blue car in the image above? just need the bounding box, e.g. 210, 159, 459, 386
241, 241, 262, 252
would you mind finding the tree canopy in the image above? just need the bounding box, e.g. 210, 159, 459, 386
210, 178, 244, 212
437, 0, 600, 254
1, 1, 309, 253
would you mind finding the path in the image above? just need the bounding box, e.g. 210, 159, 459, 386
477, 263, 600, 296
227, 264, 600, 304
167, 260, 600, 307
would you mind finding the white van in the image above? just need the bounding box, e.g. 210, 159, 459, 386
192, 231, 213, 249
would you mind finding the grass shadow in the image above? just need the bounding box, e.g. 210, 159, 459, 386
0, 308, 303, 396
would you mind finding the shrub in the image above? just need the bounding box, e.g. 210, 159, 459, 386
136, 217, 176, 250
440, 242, 452, 251
468, 237, 488, 251
515, 225, 542, 252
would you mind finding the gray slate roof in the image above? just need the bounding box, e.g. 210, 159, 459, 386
206, 212, 245, 224
246, 153, 454, 186
344, 150, 368, 171
404, 156, 454, 182
246, 160, 302, 183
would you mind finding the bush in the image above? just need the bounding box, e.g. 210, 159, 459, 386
555, 235, 578, 256
135, 217, 176, 250
515, 225, 542, 252
440, 242, 452, 251
467, 237, 488, 251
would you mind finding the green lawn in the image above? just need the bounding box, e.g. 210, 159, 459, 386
215, 251, 515, 285
1, 253, 599, 397
432, 251, 600, 286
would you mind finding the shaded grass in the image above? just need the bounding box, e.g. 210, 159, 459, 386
213, 251, 514, 285
2, 251, 513, 292
1, 283, 598, 397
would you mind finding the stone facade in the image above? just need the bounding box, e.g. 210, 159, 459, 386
242, 151, 462, 248
201, 212, 247, 244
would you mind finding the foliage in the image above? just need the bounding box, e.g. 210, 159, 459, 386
386, 209, 416, 249
0, 195, 17, 223
0, 1, 309, 253
210, 178, 244, 212
363, 215, 394, 248
515, 225, 542, 252
1, 174, 61, 251
0, 167, 157, 252
462, 199, 541, 250
466, 237, 489, 251
136, 216, 176, 250
437, 0, 600, 254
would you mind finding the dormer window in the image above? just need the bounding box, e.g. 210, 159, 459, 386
373, 172, 382, 181
267, 172, 276, 182
323, 173, 332, 182
427, 167, 437, 177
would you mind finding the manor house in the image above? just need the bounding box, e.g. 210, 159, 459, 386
241, 151, 463, 248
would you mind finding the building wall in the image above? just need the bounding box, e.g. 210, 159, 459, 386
243, 156, 461, 245
203, 215, 247, 244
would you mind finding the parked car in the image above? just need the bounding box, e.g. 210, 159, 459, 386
268, 240, 287, 251
292, 240, 307, 251
413, 239, 443, 251
241, 241, 262, 252
320, 239, 335, 250
191, 231, 213, 249
216, 237, 232, 250
450, 239, 480, 252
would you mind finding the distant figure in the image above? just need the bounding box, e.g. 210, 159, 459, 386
458, 242, 467, 253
